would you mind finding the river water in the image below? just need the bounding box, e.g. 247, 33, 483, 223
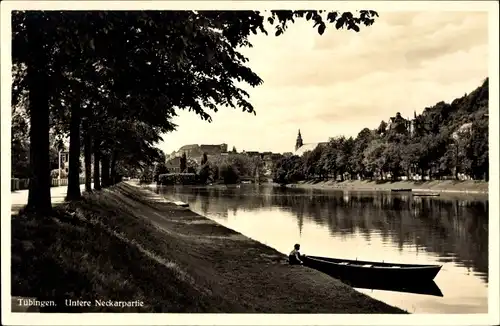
156, 184, 489, 314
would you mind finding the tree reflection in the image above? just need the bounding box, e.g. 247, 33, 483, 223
157, 185, 488, 282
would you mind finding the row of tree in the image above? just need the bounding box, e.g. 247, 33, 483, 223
274, 78, 489, 185
198, 153, 267, 184
12, 10, 378, 213
151, 152, 267, 185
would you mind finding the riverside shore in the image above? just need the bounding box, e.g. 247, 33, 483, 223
282, 179, 488, 194
11, 182, 405, 313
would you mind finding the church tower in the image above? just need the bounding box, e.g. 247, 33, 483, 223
295, 129, 303, 151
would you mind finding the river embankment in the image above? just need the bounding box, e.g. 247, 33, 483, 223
281, 179, 488, 194
11, 182, 405, 313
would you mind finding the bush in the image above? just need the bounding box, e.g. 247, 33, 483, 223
197, 164, 211, 184
158, 173, 197, 185
51, 169, 68, 179
219, 164, 239, 184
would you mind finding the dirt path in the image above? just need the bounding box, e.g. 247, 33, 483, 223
10, 184, 89, 215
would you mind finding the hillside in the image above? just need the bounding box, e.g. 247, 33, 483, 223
273, 78, 489, 185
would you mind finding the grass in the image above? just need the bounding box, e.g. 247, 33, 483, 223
11, 183, 407, 313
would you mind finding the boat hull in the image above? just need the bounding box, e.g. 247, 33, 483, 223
302, 256, 442, 282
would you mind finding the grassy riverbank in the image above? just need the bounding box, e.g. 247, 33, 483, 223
285, 179, 488, 194
11, 182, 406, 313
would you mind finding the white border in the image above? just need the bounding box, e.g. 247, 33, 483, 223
1, 1, 499, 325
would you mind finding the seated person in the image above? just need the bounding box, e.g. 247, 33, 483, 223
289, 243, 304, 265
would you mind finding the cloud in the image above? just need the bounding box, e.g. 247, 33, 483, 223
159, 10, 489, 154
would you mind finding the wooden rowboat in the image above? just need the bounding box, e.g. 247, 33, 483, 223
391, 188, 412, 192
302, 255, 442, 282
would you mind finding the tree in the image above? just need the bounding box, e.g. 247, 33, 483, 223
201, 152, 208, 165
11, 105, 30, 178
180, 153, 187, 173
220, 164, 239, 184
153, 162, 169, 183
362, 139, 386, 179
19, 13, 53, 214
321, 139, 339, 180
12, 9, 379, 213
377, 120, 388, 135
350, 128, 374, 179
198, 163, 211, 184
468, 117, 488, 180
273, 155, 305, 185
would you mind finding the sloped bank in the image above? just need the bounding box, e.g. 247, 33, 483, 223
11, 182, 406, 313
284, 179, 488, 194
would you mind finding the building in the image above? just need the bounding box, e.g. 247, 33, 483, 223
165, 156, 182, 173
242, 151, 261, 157
167, 143, 228, 165
293, 129, 328, 156
387, 111, 416, 137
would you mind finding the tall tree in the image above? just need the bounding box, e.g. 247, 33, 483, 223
12, 10, 379, 212
180, 153, 187, 173
19, 13, 53, 214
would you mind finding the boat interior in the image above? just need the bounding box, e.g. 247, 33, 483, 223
306, 255, 441, 269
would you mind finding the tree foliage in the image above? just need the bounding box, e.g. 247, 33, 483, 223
273, 79, 489, 183
11, 9, 379, 212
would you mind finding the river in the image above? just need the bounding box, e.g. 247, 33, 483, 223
155, 184, 489, 314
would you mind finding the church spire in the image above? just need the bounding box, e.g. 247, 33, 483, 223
295, 129, 303, 151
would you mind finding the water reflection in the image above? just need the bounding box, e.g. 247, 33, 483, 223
156, 185, 489, 313
341, 278, 443, 298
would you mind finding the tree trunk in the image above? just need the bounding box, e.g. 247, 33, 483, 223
93, 139, 101, 190
110, 150, 117, 185
101, 154, 110, 187
66, 104, 82, 201
83, 118, 92, 192
26, 22, 52, 214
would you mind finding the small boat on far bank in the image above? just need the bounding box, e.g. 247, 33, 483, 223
391, 188, 412, 192
172, 201, 189, 207
302, 255, 442, 282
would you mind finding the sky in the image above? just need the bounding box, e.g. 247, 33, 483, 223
158, 11, 489, 155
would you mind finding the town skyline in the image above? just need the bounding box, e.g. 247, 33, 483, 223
158, 11, 488, 155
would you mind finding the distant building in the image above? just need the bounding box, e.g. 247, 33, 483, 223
167, 143, 285, 177
167, 143, 228, 165
165, 156, 182, 173
293, 129, 328, 156
242, 151, 261, 157
387, 111, 416, 137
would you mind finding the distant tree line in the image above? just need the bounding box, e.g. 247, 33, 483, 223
274, 78, 489, 185
155, 152, 267, 185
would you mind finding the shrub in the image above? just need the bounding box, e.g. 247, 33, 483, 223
158, 173, 197, 185
219, 164, 239, 184
51, 169, 68, 179
197, 164, 211, 184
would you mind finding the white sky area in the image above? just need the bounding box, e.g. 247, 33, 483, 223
158, 11, 488, 155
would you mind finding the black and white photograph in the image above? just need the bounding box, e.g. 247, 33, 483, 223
1, 1, 499, 325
